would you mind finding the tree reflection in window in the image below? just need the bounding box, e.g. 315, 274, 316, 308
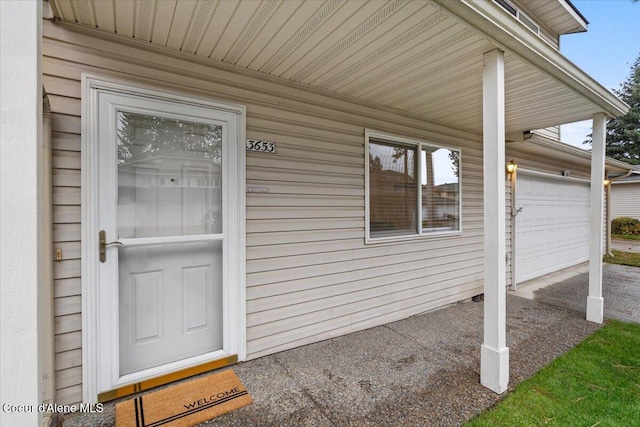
368, 135, 460, 239
116, 111, 223, 238
117, 112, 222, 165
368, 140, 417, 237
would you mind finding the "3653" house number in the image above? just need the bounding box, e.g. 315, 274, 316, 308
246, 139, 276, 154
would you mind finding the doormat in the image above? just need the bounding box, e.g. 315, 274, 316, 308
116, 370, 252, 427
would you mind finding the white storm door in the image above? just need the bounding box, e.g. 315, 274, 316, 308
92, 85, 243, 393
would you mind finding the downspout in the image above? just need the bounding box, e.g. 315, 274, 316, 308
605, 168, 634, 256
41, 88, 56, 427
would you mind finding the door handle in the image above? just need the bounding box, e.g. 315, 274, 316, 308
99, 230, 123, 263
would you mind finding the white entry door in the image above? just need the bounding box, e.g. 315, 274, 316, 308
85, 78, 245, 397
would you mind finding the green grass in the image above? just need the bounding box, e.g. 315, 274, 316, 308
612, 233, 640, 241
465, 321, 640, 427
603, 250, 640, 267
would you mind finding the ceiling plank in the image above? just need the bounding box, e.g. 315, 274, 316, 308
165, 0, 198, 50
212, 0, 264, 62
134, 0, 156, 41
182, 0, 217, 53
150, 0, 177, 46
54, 0, 77, 23
92, 0, 115, 32
114, 0, 135, 37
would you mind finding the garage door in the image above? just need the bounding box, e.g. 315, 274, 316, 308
515, 172, 590, 283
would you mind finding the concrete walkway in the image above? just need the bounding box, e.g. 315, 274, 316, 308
512, 263, 640, 324
64, 295, 602, 427
611, 238, 640, 253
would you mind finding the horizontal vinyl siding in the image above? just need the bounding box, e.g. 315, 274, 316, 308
611, 184, 640, 220
246, 118, 485, 358
49, 97, 82, 405
605, 192, 608, 253
43, 21, 486, 403
506, 177, 513, 288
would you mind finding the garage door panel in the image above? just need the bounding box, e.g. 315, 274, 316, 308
515, 173, 590, 283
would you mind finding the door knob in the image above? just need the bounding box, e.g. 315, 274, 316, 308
99, 230, 123, 263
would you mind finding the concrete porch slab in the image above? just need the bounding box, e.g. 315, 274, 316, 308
62, 295, 602, 427
515, 263, 640, 324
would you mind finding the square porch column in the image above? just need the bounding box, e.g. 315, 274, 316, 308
0, 2, 43, 427
481, 49, 509, 394
587, 112, 607, 323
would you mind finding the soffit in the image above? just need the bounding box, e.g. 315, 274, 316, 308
50, 0, 606, 135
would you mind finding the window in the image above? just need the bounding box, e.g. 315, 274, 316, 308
493, 0, 540, 35
366, 131, 461, 242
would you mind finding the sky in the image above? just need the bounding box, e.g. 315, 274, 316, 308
558, 0, 640, 149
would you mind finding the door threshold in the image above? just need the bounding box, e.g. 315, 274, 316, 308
98, 354, 238, 403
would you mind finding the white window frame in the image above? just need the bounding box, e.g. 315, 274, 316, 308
365, 130, 462, 244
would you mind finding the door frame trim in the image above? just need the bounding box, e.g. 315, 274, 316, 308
81, 74, 246, 403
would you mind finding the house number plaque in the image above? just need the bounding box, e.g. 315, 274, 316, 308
246, 139, 276, 154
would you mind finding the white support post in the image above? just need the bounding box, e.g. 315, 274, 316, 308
0, 1, 43, 427
587, 113, 606, 323
481, 49, 509, 394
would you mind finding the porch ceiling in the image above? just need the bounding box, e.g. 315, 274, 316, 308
49, 0, 623, 135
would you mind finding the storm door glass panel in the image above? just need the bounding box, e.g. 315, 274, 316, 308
117, 111, 223, 238
369, 139, 417, 238
421, 147, 460, 232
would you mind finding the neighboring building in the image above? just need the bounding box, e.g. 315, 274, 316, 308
610, 172, 640, 221
1, 1, 634, 425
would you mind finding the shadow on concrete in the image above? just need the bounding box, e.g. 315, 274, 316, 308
533, 264, 640, 324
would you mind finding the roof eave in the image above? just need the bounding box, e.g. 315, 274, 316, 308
523, 133, 637, 174
564, 0, 589, 28
433, 0, 629, 119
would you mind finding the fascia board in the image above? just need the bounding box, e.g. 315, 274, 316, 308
561, 0, 589, 30
611, 180, 640, 185
605, 160, 640, 172
432, 0, 629, 118
523, 133, 635, 173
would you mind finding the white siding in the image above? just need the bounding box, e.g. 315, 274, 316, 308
611, 183, 640, 220
43, 22, 487, 405
49, 102, 82, 405
511, 0, 560, 49
506, 177, 513, 287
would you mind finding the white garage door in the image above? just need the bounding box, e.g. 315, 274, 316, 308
515, 172, 590, 283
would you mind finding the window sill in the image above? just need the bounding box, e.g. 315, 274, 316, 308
365, 230, 462, 245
